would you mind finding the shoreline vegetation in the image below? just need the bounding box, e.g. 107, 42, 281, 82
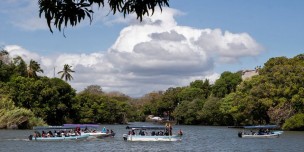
1, 49, 304, 131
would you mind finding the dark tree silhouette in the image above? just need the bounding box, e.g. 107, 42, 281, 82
38, 0, 170, 33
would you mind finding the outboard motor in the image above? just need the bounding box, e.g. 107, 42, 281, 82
28, 135, 33, 140
123, 134, 128, 141
238, 132, 242, 138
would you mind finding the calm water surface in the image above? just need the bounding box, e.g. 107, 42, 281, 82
0, 122, 303, 152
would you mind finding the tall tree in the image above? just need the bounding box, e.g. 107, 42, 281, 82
7, 76, 76, 125
190, 79, 212, 99
27, 59, 44, 78
12, 56, 27, 77
0, 49, 12, 82
212, 71, 242, 98
58, 64, 75, 81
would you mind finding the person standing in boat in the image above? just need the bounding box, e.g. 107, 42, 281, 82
165, 123, 169, 136
169, 124, 172, 136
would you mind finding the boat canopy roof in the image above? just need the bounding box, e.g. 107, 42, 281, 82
63, 124, 100, 128
126, 126, 167, 130
242, 125, 279, 129
33, 126, 77, 130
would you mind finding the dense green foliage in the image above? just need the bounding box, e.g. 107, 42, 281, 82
73, 91, 131, 124
0, 51, 133, 128
140, 54, 304, 130
282, 113, 304, 131
1, 49, 304, 130
212, 71, 242, 98
5, 76, 76, 125
0, 96, 46, 129
219, 54, 304, 128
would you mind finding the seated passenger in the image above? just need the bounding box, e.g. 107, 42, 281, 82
132, 130, 136, 135
48, 131, 53, 137
57, 132, 61, 137
35, 131, 41, 137
42, 131, 46, 137
139, 130, 145, 136
165, 130, 169, 136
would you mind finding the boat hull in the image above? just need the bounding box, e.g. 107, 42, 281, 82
82, 132, 115, 138
123, 135, 181, 141
29, 134, 90, 141
240, 134, 279, 138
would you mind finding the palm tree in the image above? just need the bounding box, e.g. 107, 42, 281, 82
57, 64, 75, 81
27, 59, 44, 78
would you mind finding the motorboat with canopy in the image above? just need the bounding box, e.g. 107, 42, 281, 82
123, 124, 182, 141
28, 126, 90, 141
238, 125, 283, 138
63, 124, 115, 138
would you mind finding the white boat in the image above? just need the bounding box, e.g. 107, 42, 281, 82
238, 125, 283, 138
123, 125, 182, 142
82, 130, 115, 139
240, 133, 279, 138
29, 134, 90, 141
63, 124, 115, 138
28, 126, 90, 141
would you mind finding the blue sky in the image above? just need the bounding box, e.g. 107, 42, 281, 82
1, 0, 303, 97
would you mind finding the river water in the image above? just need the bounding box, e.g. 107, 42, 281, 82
0, 122, 303, 152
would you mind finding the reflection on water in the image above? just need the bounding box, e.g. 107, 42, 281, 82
0, 122, 304, 152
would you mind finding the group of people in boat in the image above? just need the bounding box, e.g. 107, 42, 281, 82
128, 130, 171, 136
242, 128, 273, 136
82, 127, 97, 133
34, 127, 82, 138
101, 127, 114, 134
250, 129, 272, 135
32, 126, 116, 139
127, 123, 183, 136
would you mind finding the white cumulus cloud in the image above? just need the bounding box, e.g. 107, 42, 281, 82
3, 7, 263, 97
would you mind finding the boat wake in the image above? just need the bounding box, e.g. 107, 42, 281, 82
5, 138, 29, 141
273, 131, 284, 135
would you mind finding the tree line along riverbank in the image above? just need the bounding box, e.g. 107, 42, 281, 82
1, 49, 303, 130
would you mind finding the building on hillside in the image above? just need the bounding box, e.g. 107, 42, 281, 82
241, 70, 259, 80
